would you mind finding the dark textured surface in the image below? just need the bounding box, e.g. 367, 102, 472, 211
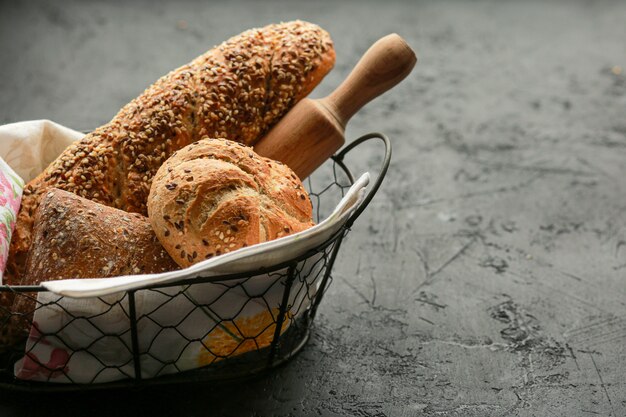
2, 0, 626, 416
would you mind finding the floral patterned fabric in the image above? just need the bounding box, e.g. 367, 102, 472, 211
0, 157, 24, 282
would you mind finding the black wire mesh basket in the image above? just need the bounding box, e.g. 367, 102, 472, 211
0, 133, 391, 391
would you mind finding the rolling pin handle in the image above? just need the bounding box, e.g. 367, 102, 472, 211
323, 33, 417, 126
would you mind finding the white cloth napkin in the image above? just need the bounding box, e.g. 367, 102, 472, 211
0, 120, 83, 183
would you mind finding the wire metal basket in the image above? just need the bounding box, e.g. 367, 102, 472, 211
0, 133, 391, 391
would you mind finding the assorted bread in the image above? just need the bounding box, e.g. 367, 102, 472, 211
1, 21, 333, 350
148, 138, 314, 268
8, 20, 335, 282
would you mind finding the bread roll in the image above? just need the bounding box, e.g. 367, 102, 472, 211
25, 189, 179, 280
148, 138, 314, 268
8, 20, 335, 281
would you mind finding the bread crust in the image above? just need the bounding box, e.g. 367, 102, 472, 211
8, 21, 335, 281
148, 138, 314, 268
24, 189, 179, 280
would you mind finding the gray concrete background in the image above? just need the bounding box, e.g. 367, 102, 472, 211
1, 0, 626, 416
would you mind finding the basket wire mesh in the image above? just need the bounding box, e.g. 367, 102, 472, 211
0, 133, 391, 391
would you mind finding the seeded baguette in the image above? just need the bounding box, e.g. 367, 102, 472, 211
148, 138, 314, 268
8, 20, 335, 281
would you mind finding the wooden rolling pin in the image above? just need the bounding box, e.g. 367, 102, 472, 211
254, 33, 417, 178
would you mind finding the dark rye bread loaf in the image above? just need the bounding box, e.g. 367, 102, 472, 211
8, 20, 335, 282
148, 139, 314, 268
25, 189, 179, 280
1, 188, 179, 350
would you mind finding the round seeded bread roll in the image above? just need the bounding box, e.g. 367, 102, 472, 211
148, 138, 314, 267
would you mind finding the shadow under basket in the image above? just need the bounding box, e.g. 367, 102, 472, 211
0, 133, 391, 391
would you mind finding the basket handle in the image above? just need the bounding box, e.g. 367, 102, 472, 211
332, 132, 392, 228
